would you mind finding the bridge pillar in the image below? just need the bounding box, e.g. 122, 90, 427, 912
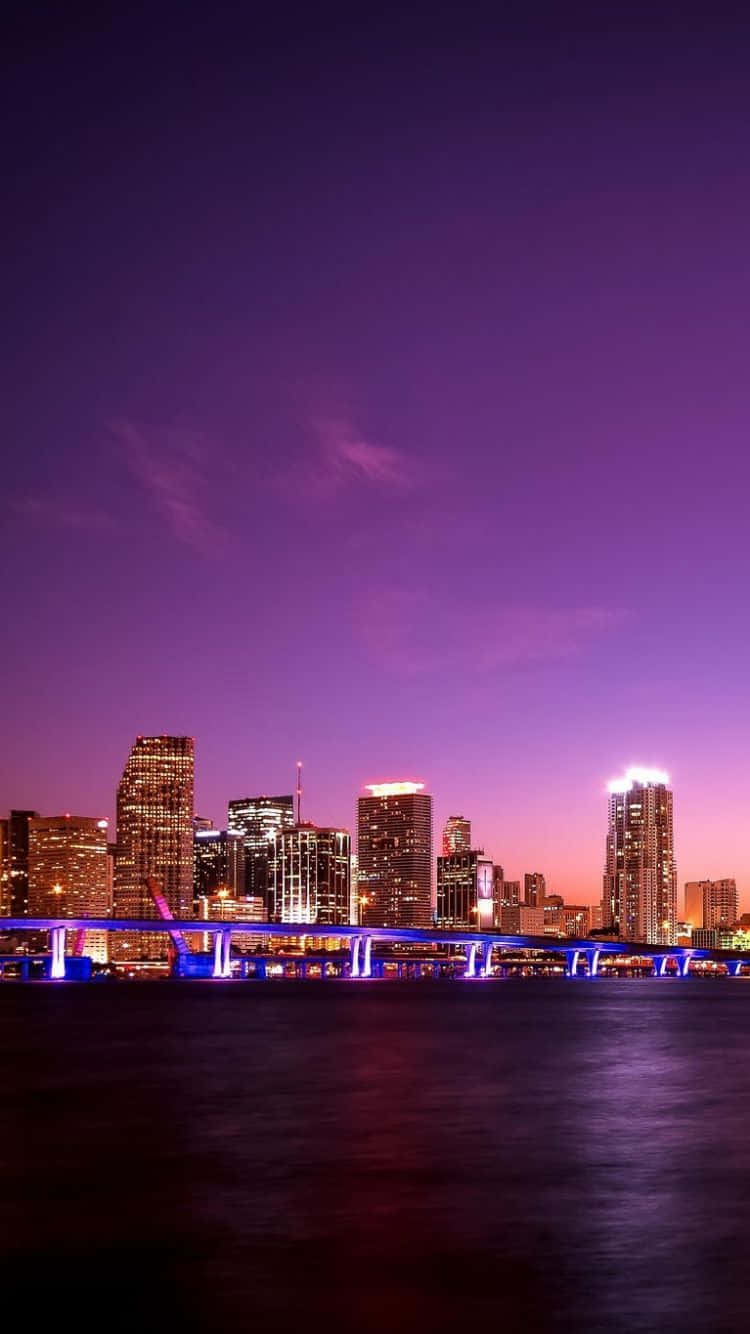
588, 948, 601, 977
362, 935, 373, 979
680, 953, 693, 977
481, 942, 494, 977
733, 960, 745, 977
350, 935, 361, 978
567, 949, 580, 978
213, 929, 232, 979
466, 942, 478, 978
50, 926, 66, 980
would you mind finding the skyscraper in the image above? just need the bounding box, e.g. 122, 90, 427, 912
114, 736, 194, 961
193, 829, 245, 906
267, 823, 351, 925
8, 810, 39, 916
603, 767, 677, 945
0, 818, 9, 917
442, 815, 471, 857
28, 815, 110, 961
357, 782, 432, 928
227, 795, 295, 903
685, 879, 737, 931
524, 872, 546, 908
437, 850, 495, 929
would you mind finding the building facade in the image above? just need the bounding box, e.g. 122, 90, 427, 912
441, 816, 471, 858
114, 735, 195, 961
524, 872, 546, 908
27, 814, 110, 960
436, 850, 495, 929
227, 795, 295, 903
358, 782, 432, 929
8, 809, 39, 916
603, 768, 677, 945
500, 904, 545, 935
267, 824, 351, 925
685, 879, 737, 931
193, 829, 245, 907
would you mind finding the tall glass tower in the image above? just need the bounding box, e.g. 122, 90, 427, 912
603, 767, 676, 945
358, 782, 432, 929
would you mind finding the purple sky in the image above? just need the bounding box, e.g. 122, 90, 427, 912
3, 3, 750, 906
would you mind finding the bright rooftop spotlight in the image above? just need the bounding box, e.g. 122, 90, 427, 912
607, 766, 670, 793
364, 781, 425, 797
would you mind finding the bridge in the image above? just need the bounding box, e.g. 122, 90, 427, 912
0, 916, 748, 981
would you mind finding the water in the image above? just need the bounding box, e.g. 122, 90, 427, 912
3, 979, 749, 1331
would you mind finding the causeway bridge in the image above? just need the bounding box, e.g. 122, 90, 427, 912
0, 916, 748, 981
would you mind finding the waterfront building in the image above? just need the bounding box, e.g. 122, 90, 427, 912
198, 890, 266, 951
268, 823, 351, 925
437, 850, 495, 929
603, 768, 677, 945
685, 879, 737, 931
358, 782, 432, 929
442, 816, 471, 857
691, 927, 719, 949
543, 900, 591, 937
500, 904, 545, 935
113, 735, 194, 961
28, 814, 110, 961
499, 878, 522, 909
0, 818, 8, 916
227, 795, 295, 903
524, 872, 546, 908
8, 809, 39, 916
193, 829, 245, 907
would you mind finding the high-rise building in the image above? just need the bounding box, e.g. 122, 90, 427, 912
227, 795, 295, 903
28, 815, 110, 961
267, 824, 351, 925
685, 879, 737, 931
358, 782, 432, 929
193, 829, 245, 906
524, 872, 546, 908
114, 736, 194, 961
603, 767, 677, 945
0, 818, 9, 917
442, 816, 471, 857
8, 810, 39, 916
437, 850, 495, 929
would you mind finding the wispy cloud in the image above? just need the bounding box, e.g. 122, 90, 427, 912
111, 420, 228, 554
280, 418, 412, 499
359, 591, 628, 677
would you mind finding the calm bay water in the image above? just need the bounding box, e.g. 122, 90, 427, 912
3, 979, 750, 1331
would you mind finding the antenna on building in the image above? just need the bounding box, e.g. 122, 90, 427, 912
296, 761, 303, 824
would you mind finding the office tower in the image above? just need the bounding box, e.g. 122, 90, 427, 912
28, 815, 110, 961
8, 810, 39, 916
267, 824, 351, 925
437, 850, 495, 929
524, 872, 546, 908
0, 818, 8, 916
358, 782, 432, 929
603, 767, 677, 944
193, 829, 245, 904
685, 879, 738, 931
500, 904, 545, 934
499, 878, 521, 908
114, 735, 194, 961
442, 815, 471, 857
227, 795, 295, 902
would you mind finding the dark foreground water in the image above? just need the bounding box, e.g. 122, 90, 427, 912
3, 979, 750, 1332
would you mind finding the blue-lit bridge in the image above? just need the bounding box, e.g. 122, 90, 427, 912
0, 916, 748, 981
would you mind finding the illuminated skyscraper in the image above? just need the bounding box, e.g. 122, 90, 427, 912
28, 815, 110, 961
114, 736, 194, 960
358, 782, 432, 928
8, 809, 39, 916
227, 795, 294, 903
524, 872, 546, 908
0, 818, 9, 917
437, 850, 495, 929
193, 829, 245, 906
267, 823, 351, 924
603, 767, 677, 945
442, 815, 471, 857
685, 879, 737, 931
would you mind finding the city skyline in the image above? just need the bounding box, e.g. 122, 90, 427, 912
1, 740, 747, 914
